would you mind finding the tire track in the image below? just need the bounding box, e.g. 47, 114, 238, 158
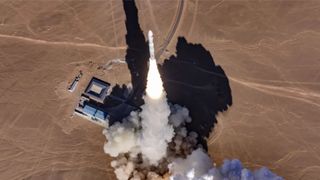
156, 0, 185, 59
188, 0, 199, 37
0, 34, 127, 50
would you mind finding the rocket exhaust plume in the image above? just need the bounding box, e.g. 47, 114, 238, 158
102, 30, 283, 180
103, 30, 174, 166
146, 31, 163, 100
140, 30, 173, 164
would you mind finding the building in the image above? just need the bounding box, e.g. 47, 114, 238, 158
75, 99, 109, 127
84, 77, 110, 103
74, 76, 140, 127
74, 77, 110, 127
68, 71, 83, 92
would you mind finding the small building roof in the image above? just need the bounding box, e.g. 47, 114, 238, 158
83, 104, 96, 116
82, 104, 108, 121
95, 110, 107, 120
91, 84, 103, 94
84, 77, 110, 103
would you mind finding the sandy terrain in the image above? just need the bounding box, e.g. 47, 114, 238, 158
0, 0, 319, 179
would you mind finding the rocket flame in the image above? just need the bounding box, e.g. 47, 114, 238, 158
138, 30, 173, 165
146, 59, 163, 99
146, 30, 163, 99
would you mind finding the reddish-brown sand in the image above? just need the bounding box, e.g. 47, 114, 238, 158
0, 0, 319, 179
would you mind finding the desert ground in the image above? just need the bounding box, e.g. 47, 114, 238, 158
0, 0, 319, 179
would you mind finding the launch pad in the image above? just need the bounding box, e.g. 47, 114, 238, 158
74, 30, 158, 127
74, 76, 140, 127
74, 77, 111, 127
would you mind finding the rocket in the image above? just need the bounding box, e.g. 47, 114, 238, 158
148, 30, 156, 61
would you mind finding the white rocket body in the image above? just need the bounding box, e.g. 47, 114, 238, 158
148, 30, 155, 61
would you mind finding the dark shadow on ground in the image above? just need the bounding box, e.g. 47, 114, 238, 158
105, 84, 142, 125
159, 37, 232, 149
111, 0, 232, 149
122, 0, 149, 106
106, 0, 149, 125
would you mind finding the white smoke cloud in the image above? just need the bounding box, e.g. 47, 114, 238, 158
137, 30, 175, 165
103, 104, 198, 179
103, 100, 284, 180
111, 158, 135, 180
103, 111, 140, 157
169, 148, 283, 180
102, 30, 283, 180
169, 148, 214, 179
103, 71, 174, 166
140, 95, 174, 165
